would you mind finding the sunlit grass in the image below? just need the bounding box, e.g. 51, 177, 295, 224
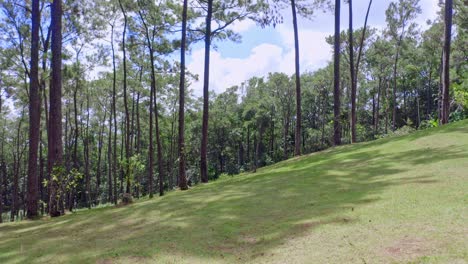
1, 120, 467, 263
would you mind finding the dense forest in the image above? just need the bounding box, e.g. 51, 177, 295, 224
0, 0, 465, 221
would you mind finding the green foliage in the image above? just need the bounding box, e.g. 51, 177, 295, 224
420, 118, 439, 129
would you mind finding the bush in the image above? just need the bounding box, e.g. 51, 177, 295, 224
121, 193, 133, 205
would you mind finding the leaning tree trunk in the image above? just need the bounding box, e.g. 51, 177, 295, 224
333, 0, 341, 146
201, 0, 213, 183
441, 0, 452, 124
178, 0, 189, 190
291, 0, 302, 156
27, 0, 41, 219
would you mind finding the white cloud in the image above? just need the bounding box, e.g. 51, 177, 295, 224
188, 43, 284, 96
231, 19, 256, 33
187, 24, 331, 96
277, 25, 331, 73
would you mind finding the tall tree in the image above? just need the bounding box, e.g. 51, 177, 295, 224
348, 0, 356, 143
118, 0, 131, 194
200, 0, 213, 183
178, 0, 189, 190
333, 0, 341, 145
385, 0, 421, 130
441, 0, 453, 124
26, 0, 41, 219
48, 0, 64, 217
291, 0, 302, 155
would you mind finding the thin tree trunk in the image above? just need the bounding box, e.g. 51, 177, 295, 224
107, 109, 113, 203
291, 0, 302, 156
178, 0, 189, 190
27, 0, 41, 219
48, 0, 63, 217
348, 0, 357, 143
110, 22, 118, 205
201, 0, 213, 183
12, 111, 25, 221
153, 87, 164, 196
441, 0, 452, 124
333, 0, 341, 145
0, 160, 3, 223
84, 92, 91, 208
392, 26, 406, 131
1, 109, 4, 222
427, 69, 432, 117
375, 77, 382, 135
95, 110, 106, 203
118, 0, 131, 194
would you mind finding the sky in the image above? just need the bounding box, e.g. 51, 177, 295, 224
186, 0, 440, 97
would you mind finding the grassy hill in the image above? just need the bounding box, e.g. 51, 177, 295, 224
1, 121, 467, 264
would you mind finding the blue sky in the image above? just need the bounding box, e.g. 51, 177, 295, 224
187, 0, 440, 96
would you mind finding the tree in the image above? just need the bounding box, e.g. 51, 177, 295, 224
441, 0, 453, 124
48, 0, 64, 217
291, 0, 302, 155
348, 0, 373, 143
118, 0, 132, 194
200, 0, 214, 183
199, 0, 258, 182
385, 0, 421, 130
347, 0, 356, 143
333, 0, 341, 145
26, 0, 40, 219
178, 0, 189, 190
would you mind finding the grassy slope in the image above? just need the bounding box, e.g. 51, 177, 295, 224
0, 121, 467, 264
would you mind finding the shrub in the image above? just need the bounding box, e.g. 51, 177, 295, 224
121, 193, 133, 205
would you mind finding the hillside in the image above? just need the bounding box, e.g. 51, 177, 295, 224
1, 121, 467, 264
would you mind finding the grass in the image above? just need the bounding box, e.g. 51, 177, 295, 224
1, 121, 467, 264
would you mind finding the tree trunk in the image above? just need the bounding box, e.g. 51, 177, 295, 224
48, 0, 63, 217
291, 0, 302, 156
375, 77, 382, 135
107, 109, 113, 203
333, 0, 341, 146
201, 0, 213, 183
26, 0, 41, 219
154, 87, 164, 196
392, 28, 405, 131
118, 0, 131, 194
254, 125, 265, 173
111, 23, 118, 205
84, 92, 91, 208
95, 110, 106, 203
348, 0, 357, 143
0, 161, 3, 223
283, 115, 289, 159
12, 112, 24, 221
178, 0, 189, 190
441, 0, 452, 124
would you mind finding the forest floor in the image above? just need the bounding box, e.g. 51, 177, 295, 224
1, 121, 467, 264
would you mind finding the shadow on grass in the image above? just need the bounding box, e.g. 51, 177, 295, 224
0, 123, 467, 263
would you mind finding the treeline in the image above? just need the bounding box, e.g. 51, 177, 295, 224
0, 0, 466, 221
